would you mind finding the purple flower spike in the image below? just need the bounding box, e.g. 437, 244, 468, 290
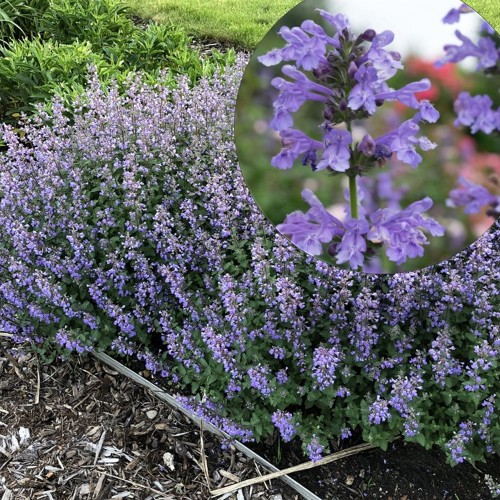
271, 411, 298, 442
277, 189, 344, 255
368, 396, 391, 425
316, 128, 352, 172
306, 436, 324, 462
312, 345, 344, 389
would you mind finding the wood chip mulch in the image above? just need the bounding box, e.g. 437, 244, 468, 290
0, 339, 299, 500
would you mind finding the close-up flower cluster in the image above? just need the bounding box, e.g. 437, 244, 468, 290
257, 8, 446, 271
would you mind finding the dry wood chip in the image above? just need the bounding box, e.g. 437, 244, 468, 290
93, 429, 106, 466
86, 426, 101, 438
124, 457, 141, 471
92, 472, 106, 499
162, 452, 175, 471
99, 457, 120, 464
219, 470, 240, 483
79, 483, 91, 495
110, 492, 132, 498
0, 489, 13, 500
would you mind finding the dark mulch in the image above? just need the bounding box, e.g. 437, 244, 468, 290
0, 338, 299, 499
1, 338, 499, 499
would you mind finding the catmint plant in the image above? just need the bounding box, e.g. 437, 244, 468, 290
0, 44, 498, 466
256, 8, 445, 272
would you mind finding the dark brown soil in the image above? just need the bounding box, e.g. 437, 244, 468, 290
249, 435, 500, 499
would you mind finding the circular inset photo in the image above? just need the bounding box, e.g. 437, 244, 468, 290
235, 0, 500, 274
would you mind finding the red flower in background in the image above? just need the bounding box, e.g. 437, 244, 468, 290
406, 57, 467, 97
393, 57, 468, 114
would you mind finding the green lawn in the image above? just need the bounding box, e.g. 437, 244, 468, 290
122, 0, 302, 50
468, 0, 500, 32
123, 0, 499, 50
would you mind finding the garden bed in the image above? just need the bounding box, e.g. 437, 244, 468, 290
1, 339, 499, 499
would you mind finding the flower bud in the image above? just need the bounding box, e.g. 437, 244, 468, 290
360, 29, 376, 42
327, 243, 339, 256
488, 174, 499, 186
313, 61, 332, 80
302, 150, 318, 171
389, 51, 401, 61
323, 106, 334, 121
358, 134, 376, 156
339, 98, 348, 112
374, 144, 392, 166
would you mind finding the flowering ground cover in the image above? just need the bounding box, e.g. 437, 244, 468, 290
0, 48, 498, 464
0, 0, 499, 498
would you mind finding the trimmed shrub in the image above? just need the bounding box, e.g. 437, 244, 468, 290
0, 29, 234, 125
0, 56, 498, 465
0, 0, 235, 125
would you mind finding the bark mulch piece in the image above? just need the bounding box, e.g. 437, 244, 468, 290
0, 340, 299, 500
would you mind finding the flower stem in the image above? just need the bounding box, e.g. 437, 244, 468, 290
349, 175, 358, 219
